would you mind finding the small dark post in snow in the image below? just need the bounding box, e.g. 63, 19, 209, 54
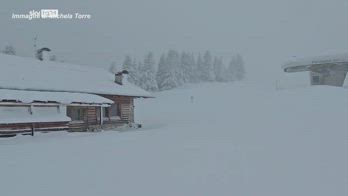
275, 80, 279, 91
31, 123, 35, 136
190, 96, 194, 103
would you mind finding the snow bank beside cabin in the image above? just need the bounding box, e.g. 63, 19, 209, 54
0, 83, 348, 196
0, 54, 151, 97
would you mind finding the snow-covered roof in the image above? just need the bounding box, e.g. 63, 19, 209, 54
283, 53, 348, 72
0, 89, 113, 105
0, 104, 71, 124
0, 109, 71, 124
0, 54, 152, 97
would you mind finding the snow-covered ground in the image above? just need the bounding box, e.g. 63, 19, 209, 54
1, 82, 348, 196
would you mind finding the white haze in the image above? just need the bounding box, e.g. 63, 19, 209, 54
1, 0, 348, 84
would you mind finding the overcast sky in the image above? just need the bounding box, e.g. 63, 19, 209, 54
1, 0, 348, 83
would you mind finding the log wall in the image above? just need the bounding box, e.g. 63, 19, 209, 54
100, 95, 135, 123
0, 121, 69, 135
67, 106, 101, 131
0, 95, 136, 134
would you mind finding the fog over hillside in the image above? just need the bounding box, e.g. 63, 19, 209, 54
1, 1, 348, 195
1, 0, 348, 84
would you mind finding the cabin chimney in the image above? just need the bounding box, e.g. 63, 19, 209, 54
36, 47, 51, 61
115, 70, 129, 85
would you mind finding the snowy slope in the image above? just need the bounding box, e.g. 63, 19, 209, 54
0, 54, 151, 97
0, 82, 347, 196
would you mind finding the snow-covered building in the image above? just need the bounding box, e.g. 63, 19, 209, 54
282, 53, 348, 86
0, 54, 152, 136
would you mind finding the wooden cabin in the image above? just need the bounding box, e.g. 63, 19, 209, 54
0, 54, 152, 136
0, 102, 70, 136
0, 89, 113, 136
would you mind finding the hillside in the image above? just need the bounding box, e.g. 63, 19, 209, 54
0, 82, 347, 196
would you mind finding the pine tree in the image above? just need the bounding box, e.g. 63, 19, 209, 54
201, 51, 215, 81
156, 53, 170, 90
182, 52, 198, 83
138, 52, 158, 91
204, 51, 215, 81
213, 57, 228, 82
2, 45, 16, 55
181, 52, 194, 83
227, 58, 236, 81
168, 50, 184, 87
196, 53, 203, 82
228, 54, 246, 81
122, 55, 140, 85
235, 54, 246, 80
188, 53, 198, 82
156, 54, 165, 84
156, 51, 182, 91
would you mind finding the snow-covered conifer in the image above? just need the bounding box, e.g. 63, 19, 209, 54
188, 53, 198, 82
168, 50, 184, 87
213, 57, 228, 82
197, 51, 214, 81
123, 55, 140, 85
2, 45, 16, 55
156, 51, 182, 91
180, 52, 191, 83
228, 54, 245, 81
201, 51, 215, 81
138, 52, 158, 91
196, 53, 203, 82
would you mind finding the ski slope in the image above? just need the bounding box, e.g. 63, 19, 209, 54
0, 82, 347, 196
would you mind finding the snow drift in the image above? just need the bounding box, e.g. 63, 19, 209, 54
0, 54, 151, 97
0, 82, 347, 196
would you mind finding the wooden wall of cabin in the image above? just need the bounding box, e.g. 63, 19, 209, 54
87, 106, 100, 125
0, 121, 69, 134
67, 106, 101, 131
66, 106, 101, 124
0, 104, 70, 135
99, 95, 135, 123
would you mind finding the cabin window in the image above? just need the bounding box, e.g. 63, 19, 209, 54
110, 103, 120, 117
76, 109, 83, 120
67, 107, 86, 121
103, 104, 120, 118
103, 107, 110, 118
102, 104, 121, 121
312, 76, 320, 84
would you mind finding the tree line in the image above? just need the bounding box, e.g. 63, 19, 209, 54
111, 50, 245, 91
1, 44, 246, 92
